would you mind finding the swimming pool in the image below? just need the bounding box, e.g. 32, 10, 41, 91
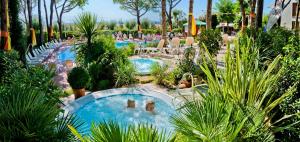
115, 41, 130, 48
57, 46, 76, 63
130, 58, 163, 75
64, 88, 178, 134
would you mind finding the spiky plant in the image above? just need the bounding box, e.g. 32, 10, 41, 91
0, 84, 83, 141
69, 121, 176, 142
75, 12, 98, 48
172, 37, 298, 141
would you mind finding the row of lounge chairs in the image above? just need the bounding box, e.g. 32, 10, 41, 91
134, 37, 198, 57
26, 40, 62, 65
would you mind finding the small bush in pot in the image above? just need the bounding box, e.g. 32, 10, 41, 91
67, 67, 90, 99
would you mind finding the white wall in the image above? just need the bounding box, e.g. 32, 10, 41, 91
281, 0, 297, 30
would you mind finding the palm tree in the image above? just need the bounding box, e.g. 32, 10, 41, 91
206, 0, 212, 29
0, 83, 83, 141
162, 0, 167, 44
75, 12, 98, 48
69, 121, 176, 142
188, 0, 194, 36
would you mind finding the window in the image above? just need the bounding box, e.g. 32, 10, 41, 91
292, 3, 298, 17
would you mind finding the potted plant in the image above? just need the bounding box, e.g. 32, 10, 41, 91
67, 67, 90, 99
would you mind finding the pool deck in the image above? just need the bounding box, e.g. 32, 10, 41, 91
43, 44, 75, 89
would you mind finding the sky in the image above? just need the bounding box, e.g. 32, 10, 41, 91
40, 0, 276, 23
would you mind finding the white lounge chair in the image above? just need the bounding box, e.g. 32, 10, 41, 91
135, 39, 165, 54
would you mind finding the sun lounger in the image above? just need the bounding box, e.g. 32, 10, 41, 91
168, 37, 180, 55
135, 39, 165, 54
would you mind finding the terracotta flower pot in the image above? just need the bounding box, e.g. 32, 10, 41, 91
73, 88, 85, 99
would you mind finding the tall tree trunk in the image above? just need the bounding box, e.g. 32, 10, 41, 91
250, 0, 257, 28
9, 0, 26, 62
206, 0, 212, 29
137, 10, 142, 39
48, 0, 54, 41
255, 0, 264, 30
239, 0, 247, 32
188, 0, 194, 36
168, 9, 173, 31
38, 0, 44, 45
296, 3, 300, 32
26, 0, 32, 30
162, 0, 167, 45
1, 0, 8, 50
55, 1, 63, 40
27, 0, 33, 50
43, 0, 49, 28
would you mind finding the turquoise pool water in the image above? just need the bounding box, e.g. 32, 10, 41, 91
58, 47, 76, 63
75, 94, 176, 134
130, 58, 161, 75
115, 41, 130, 48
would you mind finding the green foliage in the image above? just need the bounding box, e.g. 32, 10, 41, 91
172, 28, 182, 33
75, 12, 98, 46
0, 51, 23, 83
0, 84, 83, 141
113, 0, 158, 17
150, 63, 169, 85
8, 0, 26, 63
198, 29, 222, 56
0, 52, 82, 141
107, 21, 117, 30
255, 27, 293, 66
173, 37, 297, 141
215, 0, 235, 23
77, 35, 131, 91
125, 20, 137, 30
67, 67, 90, 89
121, 43, 136, 56
69, 121, 175, 142
141, 18, 151, 29
114, 61, 136, 87
146, 42, 159, 47
172, 94, 274, 141
273, 35, 300, 141
174, 47, 201, 83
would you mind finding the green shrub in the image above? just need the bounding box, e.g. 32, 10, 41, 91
114, 61, 136, 87
198, 29, 222, 56
172, 28, 182, 33
174, 47, 201, 83
146, 42, 159, 47
78, 35, 130, 91
272, 35, 300, 141
67, 67, 90, 89
150, 63, 169, 85
141, 19, 151, 29
254, 27, 293, 65
0, 50, 23, 83
121, 43, 136, 56
0, 53, 82, 141
0, 84, 82, 141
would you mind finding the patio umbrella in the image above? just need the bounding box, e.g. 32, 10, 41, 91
30, 28, 37, 46
191, 15, 197, 36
